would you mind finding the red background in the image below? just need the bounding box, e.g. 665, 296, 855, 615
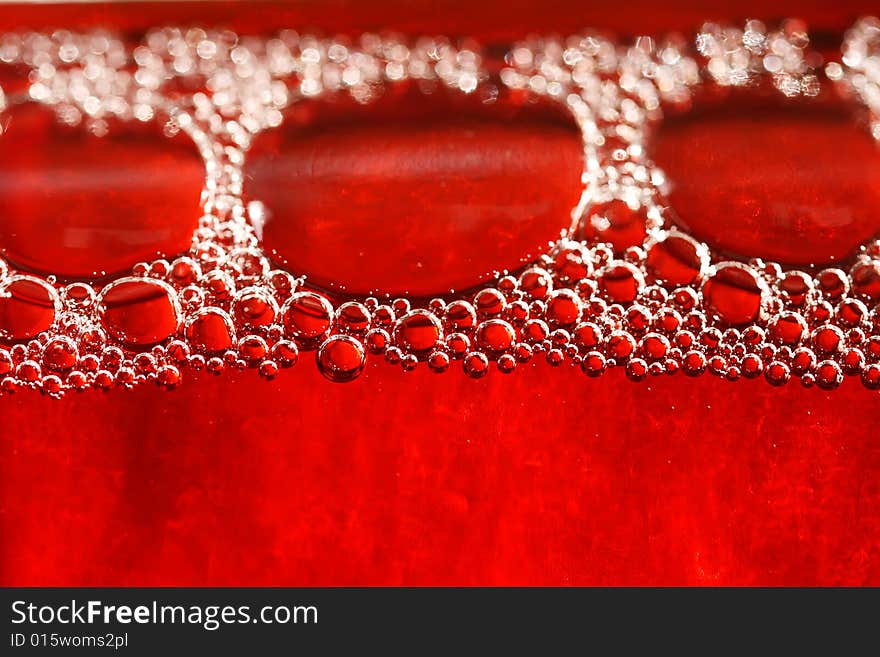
1, 0, 880, 586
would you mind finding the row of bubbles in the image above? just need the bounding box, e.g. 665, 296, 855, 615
0, 20, 878, 394
0, 236, 878, 393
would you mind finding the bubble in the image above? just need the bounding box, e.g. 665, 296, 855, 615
522, 319, 549, 343
653, 308, 682, 333
475, 319, 516, 355
185, 308, 236, 353
578, 199, 648, 254
238, 334, 269, 363
791, 347, 817, 375
573, 322, 603, 350
518, 267, 553, 300
202, 270, 236, 302
545, 348, 565, 366
506, 299, 529, 325
625, 305, 652, 333
462, 351, 489, 379
61, 282, 97, 309
702, 262, 768, 325
268, 270, 297, 297
764, 360, 791, 386
497, 353, 517, 373
335, 301, 371, 335
428, 350, 450, 373
42, 336, 78, 371
270, 339, 299, 367
815, 360, 843, 390
769, 311, 807, 346
861, 364, 880, 390
444, 300, 477, 332
606, 330, 636, 359
850, 260, 880, 303
149, 260, 171, 280
445, 332, 470, 359
625, 358, 648, 381
645, 230, 708, 287
498, 276, 518, 297
811, 325, 843, 355
134, 353, 157, 375
474, 288, 506, 319
552, 243, 591, 283
259, 360, 279, 380
317, 335, 366, 382
816, 268, 849, 301
372, 305, 395, 328
842, 347, 865, 375
206, 356, 225, 374
393, 310, 442, 356
779, 270, 813, 307
392, 298, 411, 316
232, 286, 279, 328
41, 374, 62, 396
579, 351, 605, 377
545, 289, 582, 327
682, 350, 707, 376
639, 332, 670, 360
281, 291, 334, 346
229, 247, 270, 283
157, 364, 182, 389
671, 286, 699, 312
836, 299, 868, 327
365, 328, 390, 354
867, 336, 880, 360
0, 276, 60, 342
14, 359, 40, 382
741, 353, 763, 378
513, 342, 532, 363
97, 277, 180, 347
80, 354, 100, 372
162, 341, 187, 365
598, 261, 644, 304
169, 257, 201, 287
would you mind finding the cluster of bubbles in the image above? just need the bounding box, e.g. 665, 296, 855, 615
0, 223, 878, 394
0, 20, 878, 395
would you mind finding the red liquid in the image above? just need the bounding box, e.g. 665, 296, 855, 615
3, 365, 880, 586
654, 95, 880, 267
0, 104, 203, 280
247, 91, 582, 297
1, 1, 880, 588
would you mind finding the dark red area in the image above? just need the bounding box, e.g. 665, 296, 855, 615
0, 1, 868, 40
654, 93, 880, 267
2, 1, 880, 586
248, 90, 582, 297
0, 104, 203, 280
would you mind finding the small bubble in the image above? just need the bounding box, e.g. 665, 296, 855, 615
317, 335, 366, 383
764, 360, 791, 386
475, 319, 515, 355
393, 310, 442, 357
281, 291, 334, 346
185, 307, 236, 353
463, 351, 489, 379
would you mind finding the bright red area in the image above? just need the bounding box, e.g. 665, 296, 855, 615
654, 94, 880, 267
2, 364, 879, 586
1, 1, 880, 586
